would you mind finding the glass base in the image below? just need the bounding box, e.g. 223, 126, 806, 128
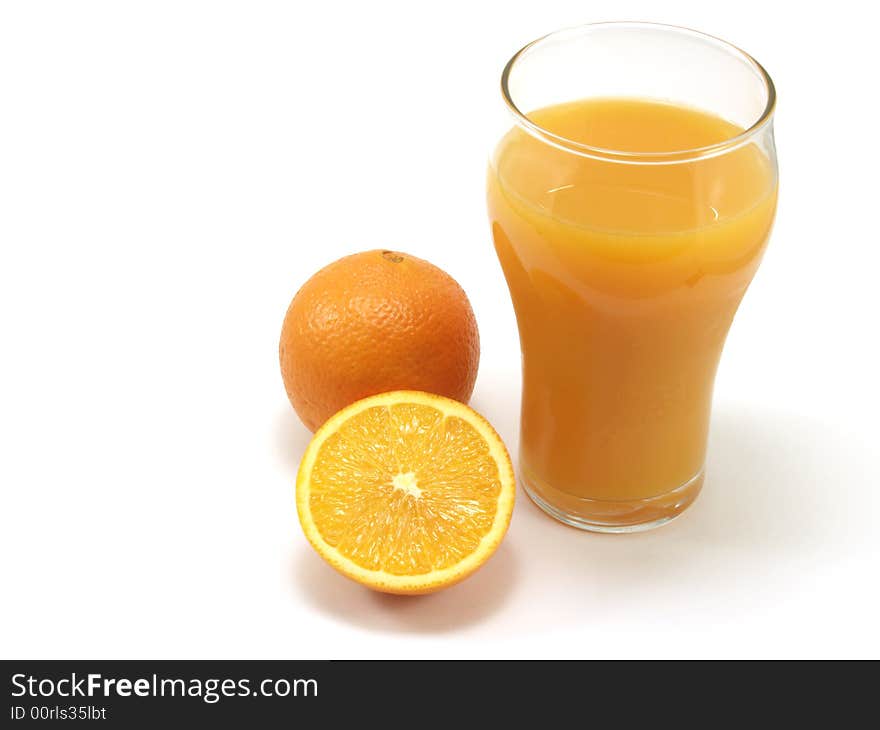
521, 466, 704, 533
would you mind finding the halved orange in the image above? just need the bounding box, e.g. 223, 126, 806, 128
296, 391, 515, 594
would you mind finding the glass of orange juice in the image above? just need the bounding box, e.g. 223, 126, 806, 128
488, 23, 778, 532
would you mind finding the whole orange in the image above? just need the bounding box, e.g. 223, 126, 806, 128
279, 250, 480, 432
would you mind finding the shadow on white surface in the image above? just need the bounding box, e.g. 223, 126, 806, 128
281, 382, 861, 634
293, 542, 519, 633
683, 404, 838, 546
278, 381, 522, 632
274, 407, 313, 473
494, 402, 855, 629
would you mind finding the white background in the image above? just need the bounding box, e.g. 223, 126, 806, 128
2, 0, 878, 659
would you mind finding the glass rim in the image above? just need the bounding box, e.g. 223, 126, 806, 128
500, 21, 777, 165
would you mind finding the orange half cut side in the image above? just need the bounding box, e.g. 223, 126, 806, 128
296, 391, 515, 594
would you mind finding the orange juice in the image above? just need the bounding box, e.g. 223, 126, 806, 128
488, 98, 777, 527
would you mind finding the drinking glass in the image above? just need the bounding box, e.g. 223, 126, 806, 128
487, 22, 777, 531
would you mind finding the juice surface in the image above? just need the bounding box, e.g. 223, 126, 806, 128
488, 98, 777, 502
